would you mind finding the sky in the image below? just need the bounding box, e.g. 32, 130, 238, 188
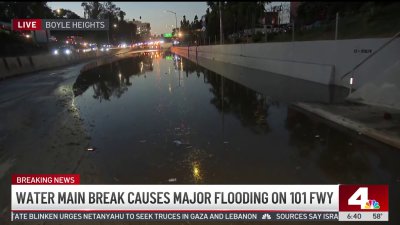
47, 2, 209, 35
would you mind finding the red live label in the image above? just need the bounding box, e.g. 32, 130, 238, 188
12, 174, 80, 185
12, 19, 42, 31
339, 185, 388, 212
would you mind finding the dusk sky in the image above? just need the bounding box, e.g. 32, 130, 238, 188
47, 2, 209, 35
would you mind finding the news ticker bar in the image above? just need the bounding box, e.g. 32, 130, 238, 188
10, 175, 389, 222
11, 212, 389, 222
12, 19, 109, 31
12, 212, 338, 221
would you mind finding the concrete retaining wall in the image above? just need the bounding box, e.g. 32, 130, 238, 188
348, 59, 400, 110
172, 38, 400, 88
0, 49, 129, 80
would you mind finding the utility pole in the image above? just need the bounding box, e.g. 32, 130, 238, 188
292, 21, 295, 41
174, 13, 178, 34
263, 14, 267, 42
335, 12, 339, 40
219, 1, 223, 45
107, 29, 110, 45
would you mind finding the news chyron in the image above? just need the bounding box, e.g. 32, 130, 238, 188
12, 19, 109, 31
11, 174, 389, 222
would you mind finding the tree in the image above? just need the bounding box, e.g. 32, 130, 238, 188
102, 1, 119, 20
204, 2, 267, 41
118, 10, 126, 22
53, 8, 81, 19
180, 15, 191, 32
81, 1, 103, 19
191, 15, 202, 30
0, 2, 54, 21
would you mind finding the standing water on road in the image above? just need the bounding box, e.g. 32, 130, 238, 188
72, 51, 400, 188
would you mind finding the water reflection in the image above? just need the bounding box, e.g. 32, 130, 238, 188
285, 107, 399, 183
179, 56, 275, 134
179, 148, 208, 184
191, 55, 349, 104
73, 52, 157, 101
70, 51, 400, 223
72, 51, 400, 190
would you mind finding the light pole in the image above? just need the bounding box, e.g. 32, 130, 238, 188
107, 25, 110, 45
113, 24, 118, 44
219, 2, 223, 44
165, 10, 178, 36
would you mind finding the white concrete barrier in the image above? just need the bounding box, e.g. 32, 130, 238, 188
4, 58, 20, 77
0, 58, 9, 79
32, 54, 58, 69
19, 57, 33, 68
0, 49, 123, 79
174, 46, 334, 85
1, 47, 181, 80
172, 38, 400, 88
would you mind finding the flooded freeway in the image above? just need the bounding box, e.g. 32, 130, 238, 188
72, 51, 400, 186
1, 50, 399, 224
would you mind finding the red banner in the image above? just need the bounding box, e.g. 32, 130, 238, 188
12, 174, 80, 185
12, 19, 42, 31
339, 185, 388, 212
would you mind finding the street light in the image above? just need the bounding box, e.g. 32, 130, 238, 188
219, 1, 223, 44
56, 9, 61, 14
113, 24, 117, 28
164, 10, 178, 35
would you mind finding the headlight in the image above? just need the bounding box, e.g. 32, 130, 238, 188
100, 48, 104, 51
65, 49, 71, 55
106, 48, 110, 51
53, 50, 59, 55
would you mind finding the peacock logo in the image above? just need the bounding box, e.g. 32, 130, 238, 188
364, 200, 380, 210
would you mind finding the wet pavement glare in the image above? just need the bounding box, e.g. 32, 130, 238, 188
72, 51, 400, 189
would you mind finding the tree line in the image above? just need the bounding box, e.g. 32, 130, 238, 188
176, 2, 267, 44
176, 1, 399, 44
80, 1, 138, 44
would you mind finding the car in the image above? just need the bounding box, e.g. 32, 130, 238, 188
89, 44, 98, 51
52, 45, 77, 56
100, 44, 110, 52
118, 43, 128, 48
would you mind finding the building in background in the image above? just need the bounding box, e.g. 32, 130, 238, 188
265, 2, 291, 26
132, 19, 151, 39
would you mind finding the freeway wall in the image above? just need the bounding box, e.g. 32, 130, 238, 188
0, 43, 173, 80
348, 58, 400, 110
0, 48, 132, 80
172, 38, 400, 88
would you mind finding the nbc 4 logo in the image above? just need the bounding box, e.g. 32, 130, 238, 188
348, 187, 380, 210
261, 213, 272, 220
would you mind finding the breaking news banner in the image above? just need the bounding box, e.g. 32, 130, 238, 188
10, 174, 389, 222
11, 19, 109, 31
